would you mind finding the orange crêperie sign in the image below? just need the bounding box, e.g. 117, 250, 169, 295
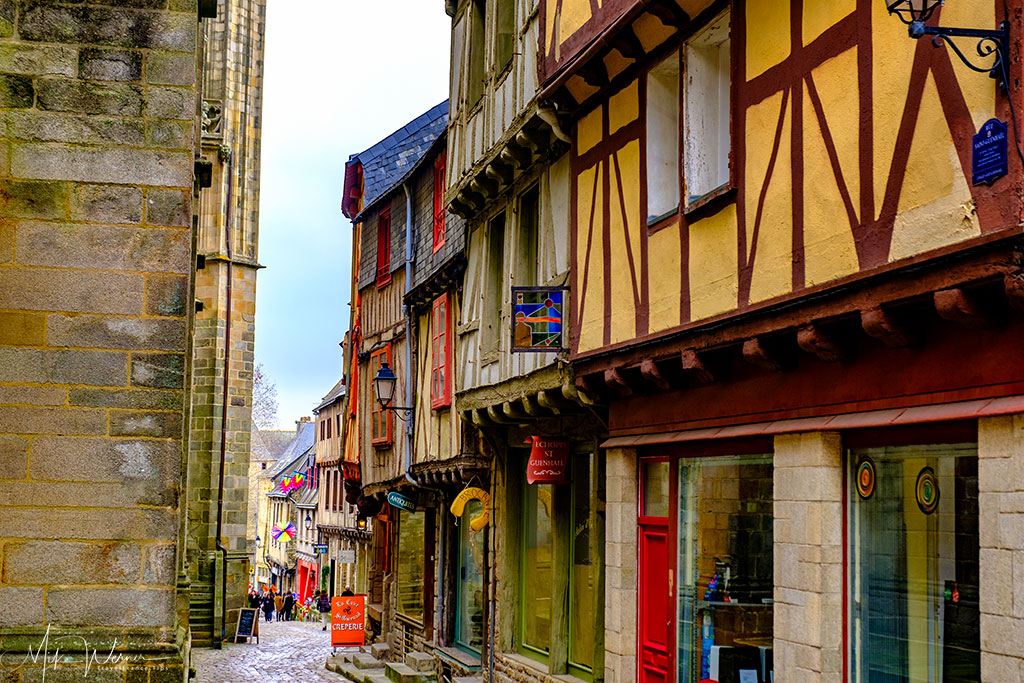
331, 595, 365, 647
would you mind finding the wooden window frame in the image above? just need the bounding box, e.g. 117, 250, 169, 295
376, 208, 392, 288
431, 293, 452, 409
369, 345, 393, 447
433, 154, 447, 253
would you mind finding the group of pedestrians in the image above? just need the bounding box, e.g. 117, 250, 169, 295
248, 588, 295, 622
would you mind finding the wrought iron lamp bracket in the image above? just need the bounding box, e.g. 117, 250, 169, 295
911, 20, 1010, 91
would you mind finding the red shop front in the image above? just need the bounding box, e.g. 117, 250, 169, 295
297, 559, 319, 604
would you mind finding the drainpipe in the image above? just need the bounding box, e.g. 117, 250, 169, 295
401, 182, 447, 643
213, 148, 235, 647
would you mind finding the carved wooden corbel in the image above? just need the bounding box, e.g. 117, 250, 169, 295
861, 307, 920, 347
797, 324, 849, 363
681, 349, 714, 385
640, 358, 670, 391
934, 288, 993, 329
742, 337, 784, 372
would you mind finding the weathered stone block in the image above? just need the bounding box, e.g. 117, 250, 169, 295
146, 50, 195, 86
0, 435, 28, 478
46, 587, 175, 627
31, 436, 180, 483
70, 387, 182, 410
0, 179, 68, 219
142, 543, 176, 585
37, 78, 143, 115
146, 188, 189, 227
70, 183, 143, 224
0, 385, 66, 406
145, 86, 192, 120
0, 218, 12, 263
0, 266, 144, 314
5, 479, 174, 509
51, 348, 128, 385
21, 4, 197, 52
110, 409, 182, 438
0, 508, 178, 542
0, 310, 46, 345
80, 47, 142, 82
0, 405, 107, 435
145, 118, 192, 150
12, 143, 192, 187
0, 43, 76, 77
132, 352, 185, 389
0, 73, 35, 108
7, 111, 145, 145
0, 587, 44, 627
3, 541, 142, 585
16, 222, 190, 273
144, 273, 188, 317
48, 314, 187, 350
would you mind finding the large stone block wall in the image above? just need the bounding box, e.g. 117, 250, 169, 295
772, 431, 844, 683
0, 1, 200, 679
603, 447, 638, 683
978, 414, 1024, 682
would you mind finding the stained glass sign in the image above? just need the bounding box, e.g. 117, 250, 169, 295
511, 286, 567, 352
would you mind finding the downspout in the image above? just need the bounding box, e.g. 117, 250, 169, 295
214, 149, 235, 647
401, 182, 447, 643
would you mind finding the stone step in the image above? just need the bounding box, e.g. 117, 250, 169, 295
385, 662, 437, 683
370, 643, 391, 661
404, 652, 435, 673
330, 662, 386, 683
353, 653, 382, 670
453, 677, 483, 683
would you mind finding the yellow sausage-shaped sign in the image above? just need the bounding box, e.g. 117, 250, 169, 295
450, 486, 491, 532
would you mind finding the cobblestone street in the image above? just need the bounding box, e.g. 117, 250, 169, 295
192, 618, 347, 682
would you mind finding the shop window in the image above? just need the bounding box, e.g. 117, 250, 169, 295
433, 153, 447, 252
456, 499, 485, 653
646, 50, 680, 224
683, 12, 731, 205
643, 460, 671, 517
376, 208, 392, 287
848, 443, 979, 681
676, 454, 773, 683
369, 346, 392, 446
431, 293, 451, 408
397, 510, 426, 622
517, 185, 539, 286
519, 452, 605, 676
327, 417, 331, 439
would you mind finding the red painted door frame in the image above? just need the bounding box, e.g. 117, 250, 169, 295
638, 457, 677, 683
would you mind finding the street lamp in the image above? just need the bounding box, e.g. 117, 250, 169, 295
304, 513, 313, 531
885, 0, 1009, 90
373, 361, 414, 414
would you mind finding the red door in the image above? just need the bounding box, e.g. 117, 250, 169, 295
639, 458, 673, 683
640, 521, 670, 683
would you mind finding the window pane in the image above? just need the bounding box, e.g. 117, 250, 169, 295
523, 483, 554, 652
397, 510, 425, 621
570, 453, 599, 671
457, 500, 485, 652
849, 444, 979, 682
684, 12, 730, 202
677, 455, 773, 683
643, 460, 670, 517
646, 51, 680, 221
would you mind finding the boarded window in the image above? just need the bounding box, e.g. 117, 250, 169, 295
683, 12, 731, 203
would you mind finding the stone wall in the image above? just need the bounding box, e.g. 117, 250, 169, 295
0, 1, 200, 679
978, 415, 1024, 682
603, 447, 638, 683
772, 432, 844, 683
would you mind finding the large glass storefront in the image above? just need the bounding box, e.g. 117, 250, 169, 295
456, 499, 485, 653
676, 455, 774, 683
396, 509, 425, 621
848, 443, 980, 682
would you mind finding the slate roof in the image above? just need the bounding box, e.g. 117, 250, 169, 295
314, 377, 346, 413
251, 427, 292, 463
267, 421, 316, 479
344, 101, 448, 219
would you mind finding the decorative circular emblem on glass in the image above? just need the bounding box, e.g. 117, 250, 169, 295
916, 467, 940, 514
856, 457, 876, 500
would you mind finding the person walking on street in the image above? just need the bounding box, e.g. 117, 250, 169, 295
282, 591, 295, 621
317, 589, 331, 631
247, 589, 260, 608
341, 586, 354, 596
274, 592, 284, 621
261, 592, 274, 622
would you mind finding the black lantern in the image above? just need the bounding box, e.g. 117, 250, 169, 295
304, 513, 313, 531
884, 0, 1009, 89
373, 361, 397, 408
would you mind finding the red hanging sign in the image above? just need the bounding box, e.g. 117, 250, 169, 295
526, 437, 571, 484
331, 595, 366, 647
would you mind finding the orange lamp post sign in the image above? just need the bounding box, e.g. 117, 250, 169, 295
331, 595, 365, 648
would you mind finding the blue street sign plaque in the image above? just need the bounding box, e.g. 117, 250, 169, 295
972, 118, 1007, 186
386, 491, 416, 513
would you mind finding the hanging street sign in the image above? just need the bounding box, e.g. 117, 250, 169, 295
450, 486, 491, 532
972, 118, 1008, 186
386, 490, 416, 513
339, 549, 357, 564
511, 287, 568, 352
312, 544, 329, 554
526, 436, 571, 484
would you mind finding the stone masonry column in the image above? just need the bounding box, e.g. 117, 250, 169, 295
773, 432, 843, 682
604, 447, 638, 683
978, 415, 1024, 681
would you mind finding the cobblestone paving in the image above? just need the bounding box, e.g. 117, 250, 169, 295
192, 618, 347, 682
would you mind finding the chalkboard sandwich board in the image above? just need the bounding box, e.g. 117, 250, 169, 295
235, 607, 259, 643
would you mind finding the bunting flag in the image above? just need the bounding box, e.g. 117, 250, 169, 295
271, 522, 296, 541
280, 476, 292, 492
292, 471, 306, 488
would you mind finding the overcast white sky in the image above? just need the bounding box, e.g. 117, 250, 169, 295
255, 1, 452, 429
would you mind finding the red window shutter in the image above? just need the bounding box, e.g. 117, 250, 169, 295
433, 154, 446, 252
431, 293, 451, 409
377, 209, 392, 286
370, 344, 393, 446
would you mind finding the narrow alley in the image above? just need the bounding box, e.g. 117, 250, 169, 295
192, 620, 344, 683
